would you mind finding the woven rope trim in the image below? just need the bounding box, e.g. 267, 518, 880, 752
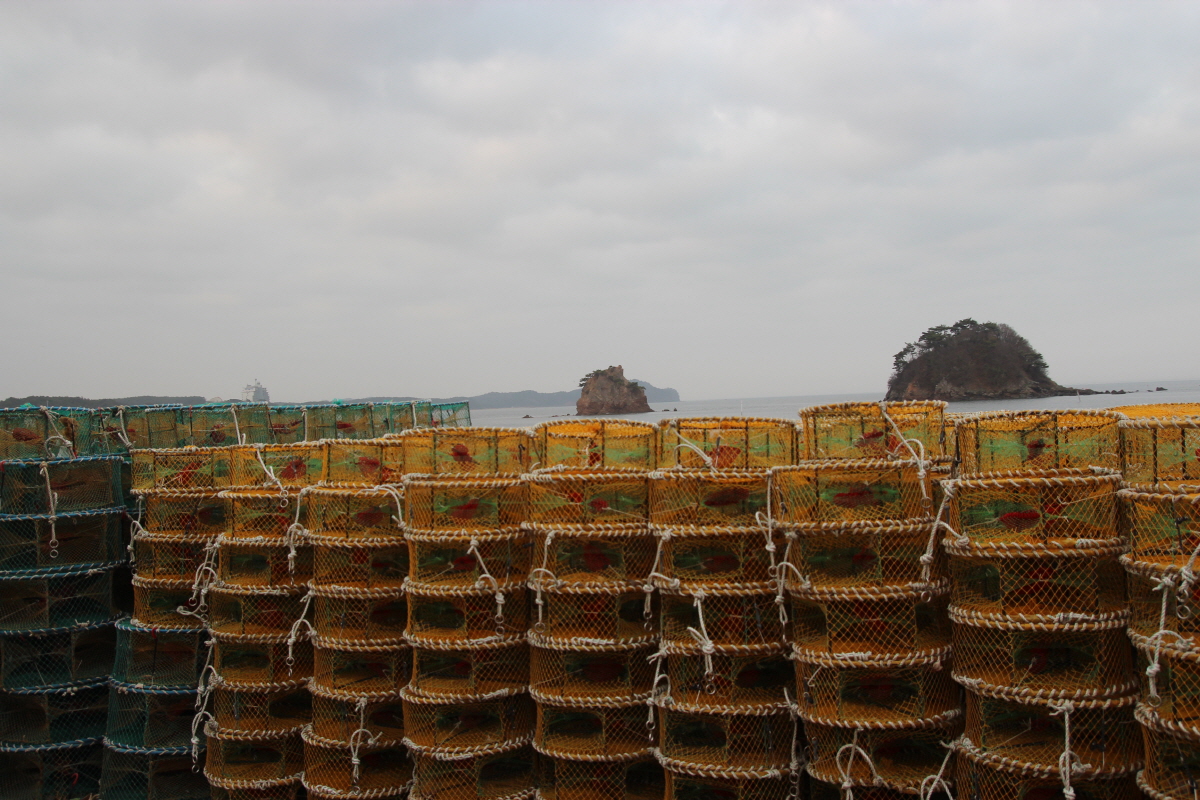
302, 535, 407, 551
952, 737, 1141, 779
310, 583, 404, 599
1135, 702, 1200, 741
204, 721, 298, 743
304, 780, 411, 800
401, 685, 528, 703
204, 774, 303, 790
949, 606, 1130, 630
947, 467, 1121, 488
404, 478, 524, 490
662, 641, 788, 657
411, 789, 531, 800
799, 707, 963, 730
526, 633, 651, 652
407, 578, 525, 596
307, 682, 404, 702
657, 697, 792, 716
521, 523, 651, 537
943, 538, 1128, 559
405, 735, 531, 761
775, 518, 935, 537
1129, 630, 1200, 660
211, 630, 295, 644
788, 580, 949, 601
405, 527, 525, 542
655, 752, 792, 780
533, 742, 654, 761
1136, 770, 1173, 800
396, 684, 528, 705
312, 637, 409, 652
656, 582, 780, 598
208, 581, 306, 597
301, 725, 407, 753
405, 632, 526, 648
527, 688, 652, 707
966, 681, 1137, 710
951, 673, 1139, 703
791, 644, 953, 664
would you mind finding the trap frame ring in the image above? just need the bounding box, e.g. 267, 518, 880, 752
942, 537, 1127, 560
526, 630, 648, 652
786, 577, 951, 603
951, 736, 1142, 781
798, 706, 963, 732
775, 517, 936, 537
948, 603, 1131, 628
404, 578, 523, 599
654, 691, 792, 717
653, 752, 792, 781
946, 466, 1122, 490
1138, 770, 1185, 800
967, 680, 1137, 711
1135, 699, 1200, 742
309, 644, 410, 700
1114, 405, 1200, 421
308, 675, 404, 711
205, 774, 305, 792
792, 647, 949, 670
532, 743, 653, 763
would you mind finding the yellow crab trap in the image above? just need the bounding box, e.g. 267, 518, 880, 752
409, 740, 536, 800
0, 564, 119, 632
211, 682, 312, 735
954, 409, 1123, 476
105, 682, 196, 750
0, 620, 115, 690
311, 639, 410, 697
942, 468, 1121, 550
407, 638, 529, 701
537, 753, 664, 800
1121, 416, 1200, 489
657, 705, 795, 776
0, 739, 104, 799
1133, 640, 1200, 727
208, 583, 307, 638
527, 524, 652, 591
308, 682, 406, 746
213, 631, 312, 687
217, 536, 311, 589
779, 520, 942, 596
661, 646, 792, 713
0, 678, 109, 745
770, 461, 933, 526
658, 418, 798, 471
112, 618, 206, 688
406, 584, 528, 646
0, 456, 123, 516
302, 485, 405, 538
222, 490, 303, 540
209, 779, 304, 800
955, 748, 1140, 800
0, 508, 123, 573
535, 420, 658, 472
805, 712, 960, 794
789, 584, 952, 660
187, 404, 269, 446
309, 534, 409, 591
649, 471, 769, 530
204, 722, 304, 786
231, 444, 326, 489
535, 697, 652, 761
131, 575, 201, 629
139, 488, 227, 535
794, 651, 958, 727
100, 740, 211, 800
1113, 403, 1200, 419
531, 586, 655, 647
1120, 487, 1200, 567
397, 427, 534, 476
1137, 702, 1200, 800
664, 769, 792, 800
529, 640, 655, 706
1126, 557, 1200, 650
132, 520, 218, 581
312, 585, 407, 645
799, 400, 946, 462
322, 439, 403, 486
409, 528, 529, 591
131, 447, 237, 492
301, 724, 413, 798
526, 473, 650, 528
950, 611, 1134, 700
402, 689, 535, 754
651, 527, 782, 594
660, 590, 783, 653
808, 777, 952, 800
406, 478, 527, 532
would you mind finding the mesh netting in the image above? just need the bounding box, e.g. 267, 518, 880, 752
662, 646, 791, 713
309, 683, 405, 745
1120, 487, 1200, 567
809, 776, 951, 799
322, 440, 403, 486
1133, 639, 1200, 726
526, 473, 650, 527
131, 576, 202, 629
311, 641, 411, 697
367, 405, 413, 439
536, 420, 657, 472
794, 652, 958, 726
658, 418, 797, 471
403, 690, 534, 754
0, 679, 108, 745
409, 529, 529, 591
217, 537, 311, 589
270, 404, 335, 443
657, 706, 794, 775
530, 641, 655, 706
406, 479, 527, 532
943, 469, 1121, 550
302, 486, 405, 538
397, 428, 533, 476
95, 405, 186, 454
1112, 403, 1200, 419
0, 407, 97, 461
1121, 417, 1200, 489
409, 740, 535, 800
0, 457, 122, 516
537, 753, 664, 800
660, 591, 784, 652
130, 531, 211, 583
310, 534, 409, 591
0, 739, 103, 799
526, 525, 652, 592
106, 682, 196, 750
649, 472, 768, 530
652, 528, 782, 593
0, 621, 114, 690
302, 724, 412, 797
780, 521, 941, 595
406, 585, 528, 646
958, 752, 1141, 800
433, 401, 472, 429
789, 587, 951, 660
408, 639, 528, 701
212, 683, 311, 735
1125, 557, 1200, 648
950, 611, 1135, 700
945, 542, 1127, 620
954, 410, 1123, 476
208, 584, 307, 638
231, 444, 326, 490
531, 587, 654, 647
799, 401, 946, 462
112, 618, 206, 688
663, 769, 792, 800
190, 405, 272, 447
535, 698, 650, 760
1137, 703, 1200, 800
99, 741, 211, 800
0, 508, 123, 573
962, 689, 1139, 776
213, 632, 312, 688
204, 723, 304, 786
805, 714, 959, 793
312, 586, 407, 645
771, 462, 932, 527
331, 404, 377, 440
139, 489, 227, 536
131, 447, 237, 492
222, 491, 302, 540
0, 565, 118, 632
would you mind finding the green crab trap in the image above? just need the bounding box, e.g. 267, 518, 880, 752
650, 527, 782, 594
663, 768, 792, 800
794, 651, 958, 728
112, 618, 206, 688
204, 723, 304, 786
1136, 702, 1200, 800
943, 469, 1121, 550
535, 420, 658, 472
212, 632, 312, 688
190, 404, 273, 447
0, 456, 123, 516
211, 683, 311, 735
334, 403, 379, 440
406, 584, 528, 646
408, 528, 529, 591
526, 473, 650, 528
405, 478, 527, 532
301, 724, 412, 798
217, 537, 311, 590
805, 713, 960, 794
368, 403, 411, 439
432, 401, 472, 429
950, 611, 1135, 699
311, 585, 407, 645
407, 638, 529, 701
1121, 415, 1200, 488
95, 404, 187, 454
0, 738, 103, 800
99, 740, 210, 800
131, 447, 236, 492
409, 740, 535, 800
799, 400, 946, 462
0, 621, 114, 690
649, 472, 768, 530
534, 698, 650, 761
657, 706, 795, 776
231, 444, 325, 490
131, 532, 213, 582
139, 489, 227, 536
302, 485, 405, 538
0, 508, 123, 573
0, 678, 109, 745
131, 575, 202, 629
770, 461, 933, 526
207, 584, 307, 638
955, 748, 1140, 800
779, 520, 942, 595
789, 584, 952, 660
529, 640, 655, 706
1134, 639, 1200, 727
954, 409, 1123, 476
309, 533, 409, 591
537, 753, 664, 800
311, 640, 411, 697
531, 586, 655, 648
661, 646, 792, 713
309, 682, 405, 746
402, 689, 534, 754
397, 427, 533, 476
105, 682, 196, 750
659, 590, 784, 653
0, 564, 118, 632
268, 404, 329, 443
1120, 487, 1200, 567
1125, 557, 1200, 650
0, 407, 98, 461
322, 440, 403, 486
658, 418, 798, 471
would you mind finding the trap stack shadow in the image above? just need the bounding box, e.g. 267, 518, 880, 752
944, 410, 1142, 799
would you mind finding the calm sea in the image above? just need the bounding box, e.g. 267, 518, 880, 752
468, 379, 1200, 428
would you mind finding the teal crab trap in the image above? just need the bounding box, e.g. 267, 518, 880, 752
94, 404, 188, 453
0, 738, 103, 800
405, 478, 527, 533
112, 618, 206, 689
409, 740, 535, 800
770, 461, 933, 527
658, 417, 798, 470
0, 678, 109, 745
804, 712, 961, 795
207, 583, 307, 638
954, 409, 1123, 476
794, 651, 958, 728
799, 400, 946, 462
217, 536, 311, 590
535, 420, 658, 472
204, 722, 304, 788
0, 620, 115, 690
406, 584, 529, 647
267, 404, 332, 443
308, 681, 405, 748
105, 681, 196, 750
530, 586, 655, 648
131, 448, 237, 492
779, 519, 942, 596
190, 404, 272, 446
536, 753, 664, 800
649, 472, 768, 530
408, 528, 528, 592
529, 639, 655, 706
211, 682, 312, 735
955, 748, 1139, 800
0, 407, 99, 461
0, 563, 119, 632
660, 646, 793, 714
99, 740, 210, 800
663, 768, 792, 800
321, 441, 403, 486
212, 631, 312, 688
311, 639, 411, 698
432, 401, 472, 429
330, 402, 377, 440
0, 456, 123, 516
407, 638, 529, 701
656, 705, 796, 777
230, 444, 325, 490
789, 584, 952, 661
302, 724, 412, 798
647, 525, 780, 594
534, 698, 651, 762
397, 427, 534, 476
526, 473, 650, 528
301, 485, 405, 538
1121, 415, 1200, 488
1119, 486, 1200, 568
0, 507, 123, 573
402, 689, 535, 755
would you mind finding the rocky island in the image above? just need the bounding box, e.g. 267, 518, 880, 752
577, 365, 653, 415
885, 319, 1099, 401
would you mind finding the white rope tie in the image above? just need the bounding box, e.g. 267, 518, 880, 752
784, 688, 805, 800
377, 484, 405, 529
463, 538, 507, 633
349, 696, 383, 787
41, 407, 74, 459
38, 462, 59, 559
285, 590, 315, 672
835, 728, 884, 799
879, 402, 933, 509
230, 405, 244, 445
114, 407, 135, 449
921, 483, 957, 586
1050, 701, 1090, 800
529, 530, 557, 632
1145, 572, 1191, 705
918, 742, 955, 800
177, 539, 220, 622
668, 423, 717, 470
684, 593, 718, 692
302, 408, 310, 442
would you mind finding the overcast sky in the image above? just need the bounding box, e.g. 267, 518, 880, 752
4, 1, 1198, 402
